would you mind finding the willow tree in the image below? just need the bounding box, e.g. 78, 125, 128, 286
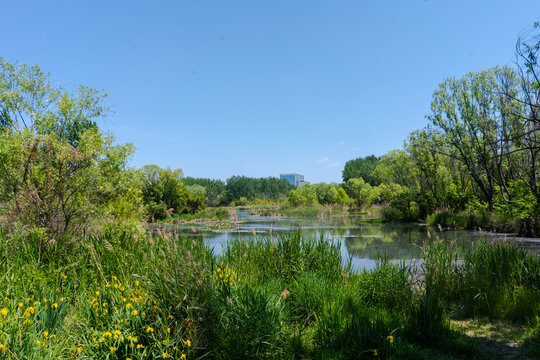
428, 67, 523, 211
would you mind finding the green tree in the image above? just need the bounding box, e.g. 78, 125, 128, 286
346, 178, 379, 209
140, 166, 205, 220
0, 128, 137, 240
0, 59, 138, 241
428, 67, 523, 211
184, 177, 227, 206
0, 58, 109, 146
342, 155, 380, 185
286, 185, 319, 207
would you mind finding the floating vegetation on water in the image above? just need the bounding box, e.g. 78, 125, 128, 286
204, 222, 234, 232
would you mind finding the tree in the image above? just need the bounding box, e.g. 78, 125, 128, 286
513, 23, 540, 205
0, 58, 109, 146
342, 155, 380, 185
184, 177, 226, 206
428, 67, 523, 211
140, 166, 205, 219
0, 59, 138, 242
285, 185, 319, 207
346, 178, 379, 209
0, 128, 136, 240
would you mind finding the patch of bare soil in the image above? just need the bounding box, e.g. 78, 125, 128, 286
451, 320, 534, 359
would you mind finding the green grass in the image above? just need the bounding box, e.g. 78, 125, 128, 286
0, 225, 537, 358
255, 205, 349, 218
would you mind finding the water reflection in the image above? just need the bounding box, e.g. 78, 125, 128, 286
149, 211, 540, 271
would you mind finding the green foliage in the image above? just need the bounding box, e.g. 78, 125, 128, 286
346, 178, 380, 209
342, 155, 380, 185
285, 185, 319, 207
140, 165, 205, 220
339, 27, 540, 234
311, 183, 351, 206
0, 129, 137, 240
349, 258, 413, 311
222, 231, 348, 284
225, 176, 293, 203
183, 177, 227, 206
459, 242, 540, 323
0, 58, 109, 146
208, 285, 284, 360
0, 58, 140, 244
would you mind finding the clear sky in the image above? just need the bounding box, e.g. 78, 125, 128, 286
1, 1, 538, 183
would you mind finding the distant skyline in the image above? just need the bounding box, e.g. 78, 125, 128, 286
1, 1, 539, 183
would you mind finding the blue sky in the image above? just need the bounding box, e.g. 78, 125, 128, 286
1, 1, 539, 183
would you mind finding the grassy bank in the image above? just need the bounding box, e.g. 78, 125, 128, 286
0, 226, 538, 359
255, 205, 349, 218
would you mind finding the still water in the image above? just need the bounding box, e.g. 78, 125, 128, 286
151, 211, 540, 272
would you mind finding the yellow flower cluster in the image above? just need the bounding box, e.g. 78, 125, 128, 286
213, 266, 235, 287
87, 276, 194, 359
91, 276, 151, 322
35, 331, 58, 348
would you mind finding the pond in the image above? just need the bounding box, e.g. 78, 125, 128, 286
150, 211, 540, 271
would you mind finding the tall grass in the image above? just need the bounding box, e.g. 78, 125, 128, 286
0, 224, 536, 358
459, 241, 540, 322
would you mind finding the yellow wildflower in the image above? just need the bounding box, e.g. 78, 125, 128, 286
131, 310, 138, 316
18, 302, 23, 307
52, 303, 58, 309
137, 344, 145, 349
146, 326, 154, 333
186, 339, 191, 347
387, 335, 394, 343
0, 344, 6, 353
180, 353, 186, 360
77, 347, 83, 354
373, 349, 378, 356
110, 346, 116, 353
0, 308, 7, 316
162, 352, 168, 358
35, 340, 41, 346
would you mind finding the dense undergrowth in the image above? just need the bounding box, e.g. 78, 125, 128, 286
0, 226, 539, 359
